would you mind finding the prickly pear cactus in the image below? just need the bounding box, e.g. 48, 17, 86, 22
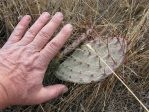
56, 37, 127, 84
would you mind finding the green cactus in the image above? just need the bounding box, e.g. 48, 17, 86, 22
56, 37, 127, 84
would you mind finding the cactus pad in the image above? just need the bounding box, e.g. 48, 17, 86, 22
56, 37, 127, 84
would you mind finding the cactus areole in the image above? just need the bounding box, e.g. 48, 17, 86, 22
56, 37, 127, 84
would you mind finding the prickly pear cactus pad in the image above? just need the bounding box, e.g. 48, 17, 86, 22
56, 37, 127, 84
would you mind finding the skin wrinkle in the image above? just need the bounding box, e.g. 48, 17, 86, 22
0, 57, 11, 70
48, 41, 59, 55
0, 53, 19, 69
9, 77, 28, 103
0, 82, 9, 100
38, 30, 51, 40
1, 46, 38, 68
12, 29, 23, 39
7, 65, 35, 103
1, 48, 35, 83
9, 55, 39, 85
0, 12, 72, 107
4, 65, 30, 103
18, 13, 51, 46
5, 49, 43, 102
21, 54, 40, 72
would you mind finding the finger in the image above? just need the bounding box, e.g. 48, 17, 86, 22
19, 12, 50, 45
6, 15, 31, 45
28, 85, 68, 104
40, 24, 73, 65
30, 12, 63, 50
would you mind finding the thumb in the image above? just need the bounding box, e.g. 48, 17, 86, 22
30, 84, 68, 104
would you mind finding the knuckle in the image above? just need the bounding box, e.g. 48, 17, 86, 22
16, 25, 24, 31
38, 31, 49, 39
28, 44, 36, 51
38, 18, 47, 24
27, 29, 36, 37
12, 35, 21, 41
13, 26, 24, 37
47, 42, 60, 55
50, 41, 60, 50
13, 33, 21, 38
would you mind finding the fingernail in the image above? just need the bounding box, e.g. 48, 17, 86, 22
24, 15, 31, 21
62, 87, 68, 94
55, 12, 63, 18
66, 24, 73, 31
42, 12, 50, 17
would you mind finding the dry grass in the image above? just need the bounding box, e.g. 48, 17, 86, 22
0, 0, 149, 112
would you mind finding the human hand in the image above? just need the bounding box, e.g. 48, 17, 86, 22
0, 12, 73, 108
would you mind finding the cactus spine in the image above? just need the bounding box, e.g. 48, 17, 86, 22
56, 37, 127, 84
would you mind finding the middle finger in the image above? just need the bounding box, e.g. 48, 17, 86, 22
30, 12, 63, 50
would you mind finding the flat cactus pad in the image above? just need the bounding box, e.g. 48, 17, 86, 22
56, 37, 127, 84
